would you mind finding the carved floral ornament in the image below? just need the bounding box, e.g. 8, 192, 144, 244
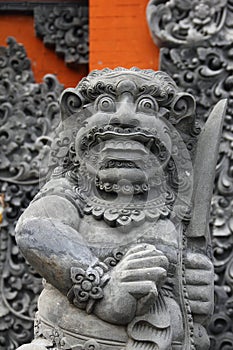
0, 37, 63, 183
34, 5, 88, 66
147, 0, 228, 46
0, 2, 89, 67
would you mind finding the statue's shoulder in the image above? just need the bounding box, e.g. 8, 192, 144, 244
33, 176, 74, 201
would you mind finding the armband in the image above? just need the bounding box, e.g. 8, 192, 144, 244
67, 262, 110, 314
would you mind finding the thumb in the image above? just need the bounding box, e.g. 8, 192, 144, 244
136, 286, 158, 316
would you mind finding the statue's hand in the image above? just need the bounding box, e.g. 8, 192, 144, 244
119, 244, 169, 315
185, 252, 214, 325
94, 244, 169, 324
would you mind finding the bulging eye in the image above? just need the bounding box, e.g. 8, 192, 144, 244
96, 95, 116, 112
136, 96, 158, 114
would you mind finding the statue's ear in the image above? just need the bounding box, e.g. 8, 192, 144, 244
167, 92, 196, 134
169, 92, 196, 126
60, 88, 83, 121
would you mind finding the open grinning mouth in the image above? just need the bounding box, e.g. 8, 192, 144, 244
79, 126, 155, 151
79, 125, 168, 161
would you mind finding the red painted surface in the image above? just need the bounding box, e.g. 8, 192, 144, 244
89, 0, 159, 71
0, 15, 87, 88
0, 3, 159, 85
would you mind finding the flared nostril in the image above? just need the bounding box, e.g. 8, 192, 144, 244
129, 119, 139, 127
111, 118, 121, 126
110, 118, 139, 128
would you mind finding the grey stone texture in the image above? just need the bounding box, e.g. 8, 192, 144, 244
16, 68, 226, 350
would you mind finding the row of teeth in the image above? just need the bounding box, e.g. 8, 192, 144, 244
82, 152, 165, 169
88, 125, 157, 135
80, 126, 157, 150
100, 160, 140, 169
102, 140, 153, 153
98, 158, 163, 170
95, 180, 150, 194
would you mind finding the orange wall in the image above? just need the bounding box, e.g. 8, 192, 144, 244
89, 0, 159, 71
0, 15, 87, 88
0, 4, 159, 86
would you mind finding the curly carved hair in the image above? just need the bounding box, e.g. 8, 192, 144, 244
60, 67, 196, 125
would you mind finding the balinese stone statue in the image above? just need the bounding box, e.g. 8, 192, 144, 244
16, 68, 226, 350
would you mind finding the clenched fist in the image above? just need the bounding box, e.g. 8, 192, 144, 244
185, 252, 214, 325
94, 244, 169, 325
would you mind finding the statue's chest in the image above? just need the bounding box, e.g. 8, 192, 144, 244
79, 215, 180, 264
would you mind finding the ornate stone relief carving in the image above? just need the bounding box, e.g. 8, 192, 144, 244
147, 1, 233, 348
147, 0, 228, 47
34, 5, 89, 66
0, 2, 89, 67
0, 37, 64, 348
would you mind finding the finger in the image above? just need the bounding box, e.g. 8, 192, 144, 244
189, 300, 213, 315
122, 280, 158, 299
185, 270, 213, 285
123, 256, 169, 270
185, 253, 213, 271
125, 244, 156, 257
124, 249, 165, 262
120, 267, 167, 283
186, 285, 213, 302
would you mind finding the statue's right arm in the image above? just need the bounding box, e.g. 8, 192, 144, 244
15, 190, 97, 297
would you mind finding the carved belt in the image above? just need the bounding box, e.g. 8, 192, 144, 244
34, 313, 126, 350
34, 313, 184, 350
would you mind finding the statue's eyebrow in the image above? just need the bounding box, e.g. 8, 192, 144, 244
80, 82, 170, 104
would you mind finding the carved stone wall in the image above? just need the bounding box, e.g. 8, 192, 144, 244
0, 38, 63, 349
0, 2, 89, 67
34, 4, 88, 66
147, 1, 233, 348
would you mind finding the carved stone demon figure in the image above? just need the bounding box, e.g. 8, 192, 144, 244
16, 68, 226, 350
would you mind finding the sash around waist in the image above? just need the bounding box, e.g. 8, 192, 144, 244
37, 284, 184, 350
37, 284, 128, 345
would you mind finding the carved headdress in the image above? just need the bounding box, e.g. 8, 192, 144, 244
60, 67, 196, 134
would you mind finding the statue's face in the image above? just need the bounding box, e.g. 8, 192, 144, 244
75, 78, 172, 195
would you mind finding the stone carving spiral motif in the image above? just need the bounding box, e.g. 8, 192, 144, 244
0, 37, 64, 348
147, 1, 233, 348
147, 0, 228, 46
34, 5, 89, 66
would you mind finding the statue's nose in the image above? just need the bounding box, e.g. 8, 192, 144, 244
110, 116, 139, 128
110, 97, 139, 128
